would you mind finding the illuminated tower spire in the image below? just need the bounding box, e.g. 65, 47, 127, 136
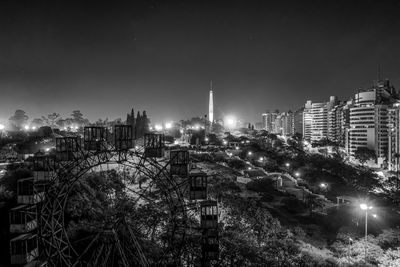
209, 81, 213, 123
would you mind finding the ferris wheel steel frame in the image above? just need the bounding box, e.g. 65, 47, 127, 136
36, 128, 202, 267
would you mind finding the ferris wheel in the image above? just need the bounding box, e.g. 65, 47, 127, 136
9, 125, 219, 267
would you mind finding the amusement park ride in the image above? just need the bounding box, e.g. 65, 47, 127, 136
8, 125, 219, 267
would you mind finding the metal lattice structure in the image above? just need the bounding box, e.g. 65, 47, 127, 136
9, 126, 220, 266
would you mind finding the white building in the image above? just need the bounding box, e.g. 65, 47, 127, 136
347, 80, 397, 166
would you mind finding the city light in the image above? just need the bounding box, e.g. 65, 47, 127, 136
320, 183, 327, 188
155, 124, 163, 131
31, 126, 36, 130
248, 151, 252, 156
223, 140, 228, 145
0, 124, 4, 130
165, 122, 172, 129
285, 162, 290, 167
224, 115, 236, 128
259, 157, 263, 161
24, 125, 30, 130
295, 172, 300, 177
205, 137, 209, 142
360, 203, 373, 210
372, 214, 378, 218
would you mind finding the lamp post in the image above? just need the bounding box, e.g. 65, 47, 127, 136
360, 203, 373, 264
285, 162, 290, 173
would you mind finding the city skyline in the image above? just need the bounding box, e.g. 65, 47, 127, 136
2, 1, 400, 124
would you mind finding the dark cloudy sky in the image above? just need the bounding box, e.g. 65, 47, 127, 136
1, 0, 400, 124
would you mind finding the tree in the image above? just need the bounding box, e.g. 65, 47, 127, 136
9, 109, 29, 130
47, 113, 61, 128
71, 110, 88, 126
31, 118, 44, 128
354, 147, 376, 167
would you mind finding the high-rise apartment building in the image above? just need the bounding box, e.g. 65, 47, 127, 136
261, 111, 278, 132
281, 111, 294, 136
261, 110, 294, 136
347, 80, 397, 165
294, 109, 303, 135
388, 103, 400, 171
303, 96, 339, 142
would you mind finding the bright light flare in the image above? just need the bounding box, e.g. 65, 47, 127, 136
0, 124, 4, 130
224, 116, 236, 128
360, 203, 373, 210
155, 124, 163, 131
165, 122, 172, 129
24, 125, 30, 130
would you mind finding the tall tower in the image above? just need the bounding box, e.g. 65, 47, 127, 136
209, 81, 214, 123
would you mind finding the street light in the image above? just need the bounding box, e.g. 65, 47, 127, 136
165, 122, 172, 129
248, 151, 252, 156
295, 172, 300, 178
285, 162, 290, 167
360, 203, 373, 263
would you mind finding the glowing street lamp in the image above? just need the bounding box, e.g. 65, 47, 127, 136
224, 115, 236, 129
295, 172, 300, 178
0, 124, 5, 130
285, 162, 290, 167
247, 151, 252, 156
165, 122, 172, 129
223, 140, 228, 145
24, 125, 30, 131
205, 137, 209, 142
155, 124, 163, 131
360, 203, 373, 263
320, 183, 327, 189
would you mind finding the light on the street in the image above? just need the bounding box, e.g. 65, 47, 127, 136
259, 157, 263, 161
223, 140, 228, 145
360, 203, 373, 210
320, 183, 327, 188
155, 124, 163, 131
372, 214, 378, 218
0, 124, 4, 130
224, 115, 236, 128
165, 122, 172, 129
248, 151, 252, 156
285, 162, 290, 167
31, 126, 36, 130
205, 137, 209, 142
295, 172, 300, 177
24, 125, 30, 130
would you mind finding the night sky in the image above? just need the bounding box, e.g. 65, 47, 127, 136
1, 0, 400, 124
